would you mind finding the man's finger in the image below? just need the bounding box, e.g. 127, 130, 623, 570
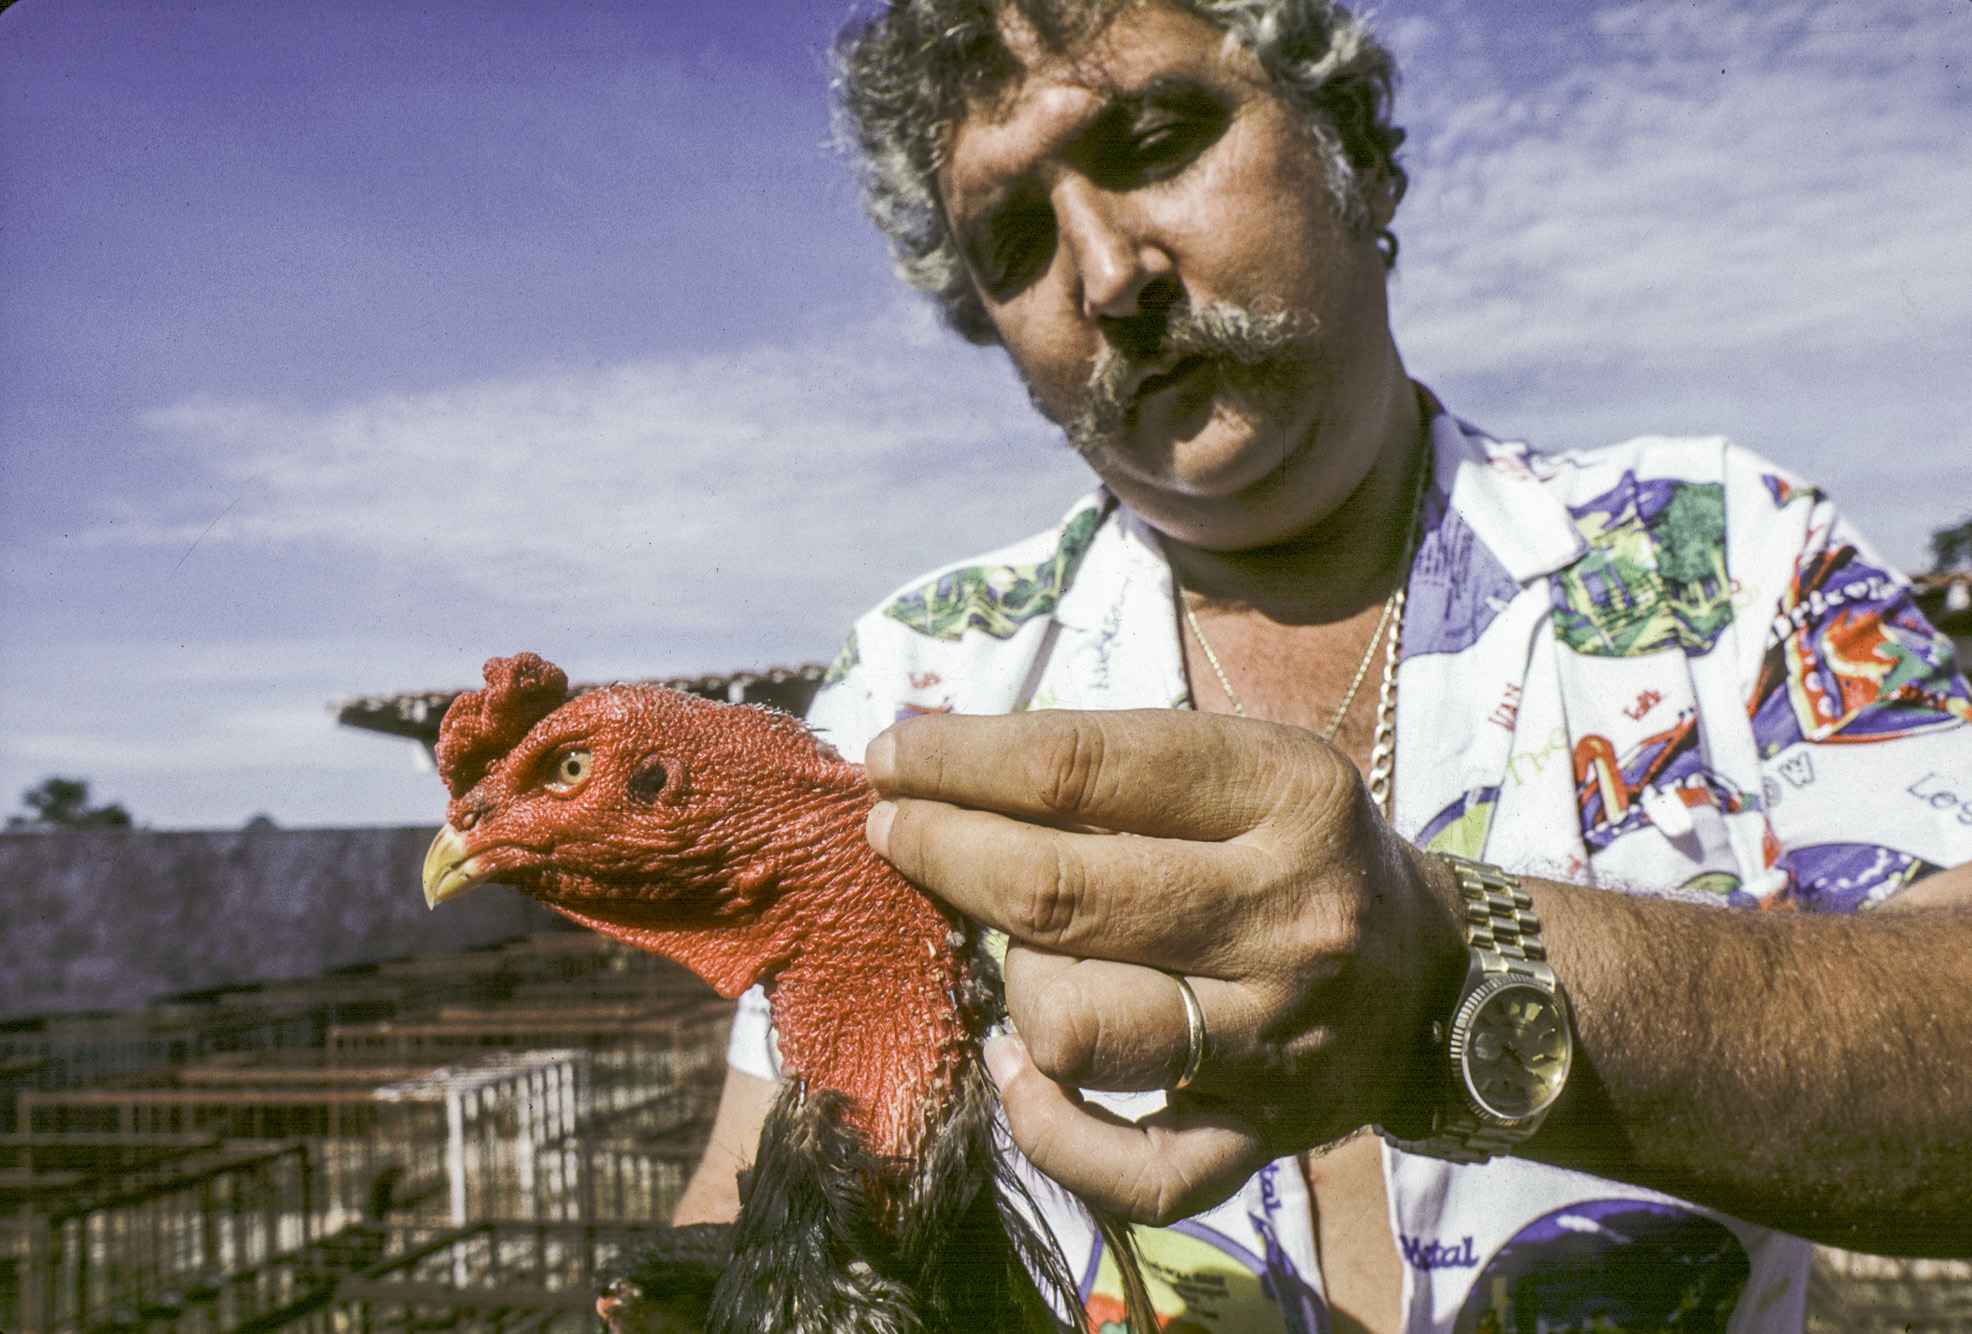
1005, 947, 1253, 1091
864, 709, 1344, 841
869, 796, 1270, 967
983, 1034, 1262, 1226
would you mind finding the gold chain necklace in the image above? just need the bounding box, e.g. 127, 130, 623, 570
1178, 450, 1430, 812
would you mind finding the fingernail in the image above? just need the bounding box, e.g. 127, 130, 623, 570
983, 1032, 1026, 1090
864, 730, 896, 785
866, 800, 896, 856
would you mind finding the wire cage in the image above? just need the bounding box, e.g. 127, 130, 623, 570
120, 1220, 396, 1334
15, 1048, 601, 1233
0, 1058, 58, 1134
1807, 1247, 1972, 1334
536, 1065, 726, 1226
372, 1050, 593, 1226
0, 1009, 316, 1107
328, 995, 733, 1120
1, 930, 740, 1331
333, 1219, 664, 1334
0, 1135, 314, 1334
0, 934, 710, 1122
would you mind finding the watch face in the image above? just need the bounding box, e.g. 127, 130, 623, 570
1459, 980, 1571, 1122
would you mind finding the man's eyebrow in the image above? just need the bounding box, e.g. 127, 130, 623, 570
1099, 75, 1220, 119
1073, 76, 1226, 148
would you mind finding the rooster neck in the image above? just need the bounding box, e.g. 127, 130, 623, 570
766, 875, 973, 1161
750, 783, 973, 1160
585, 771, 975, 1160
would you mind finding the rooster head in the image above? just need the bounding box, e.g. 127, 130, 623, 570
422, 653, 865, 997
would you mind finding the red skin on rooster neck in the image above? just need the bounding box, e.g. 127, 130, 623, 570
423, 654, 972, 1161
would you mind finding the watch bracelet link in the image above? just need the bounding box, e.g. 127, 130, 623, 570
1381, 854, 1565, 1164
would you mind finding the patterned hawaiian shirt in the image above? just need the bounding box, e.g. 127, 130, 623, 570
728, 407, 1972, 1333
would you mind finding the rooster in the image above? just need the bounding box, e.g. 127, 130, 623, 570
421, 653, 1156, 1334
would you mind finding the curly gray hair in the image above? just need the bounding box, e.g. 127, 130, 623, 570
834, 0, 1407, 345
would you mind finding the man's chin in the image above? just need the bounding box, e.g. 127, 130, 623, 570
1098, 404, 1305, 498
1097, 421, 1349, 548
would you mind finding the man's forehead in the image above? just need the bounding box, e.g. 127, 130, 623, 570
959, 0, 1247, 128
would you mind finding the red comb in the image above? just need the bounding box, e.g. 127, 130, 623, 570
436, 653, 570, 798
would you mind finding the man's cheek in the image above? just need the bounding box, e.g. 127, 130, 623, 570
1005, 342, 1085, 426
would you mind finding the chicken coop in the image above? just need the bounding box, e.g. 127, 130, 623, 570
0, 1134, 315, 1333
331, 1219, 665, 1334
4, 932, 734, 1333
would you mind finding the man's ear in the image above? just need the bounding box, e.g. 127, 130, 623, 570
1365, 163, 1402, 231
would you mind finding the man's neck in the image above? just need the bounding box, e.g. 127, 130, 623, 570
1162, 381, 1432, 627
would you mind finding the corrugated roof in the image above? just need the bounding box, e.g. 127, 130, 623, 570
335, 664, 828, 747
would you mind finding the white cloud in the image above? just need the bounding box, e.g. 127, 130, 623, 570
15, 318, 1095, 827
121, 317, 1090, 649
1396, 0, 1970, 368
1386, 0, 1972, 563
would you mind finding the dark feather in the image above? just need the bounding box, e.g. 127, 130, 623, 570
602, 930, 1161, 1334
602, 1224, 732, 1334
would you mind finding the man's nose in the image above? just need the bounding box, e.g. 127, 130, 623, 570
1052, 177, 1174, 323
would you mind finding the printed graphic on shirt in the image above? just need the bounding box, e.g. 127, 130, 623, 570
1680, 870, 1745, 898
822, 630, 860, 685
884, 506, 1102, 641
1451, 1200, 1749, 1334
1760, 473, 1823, 509
1082, 1223, 1292, 1334
1773, 841, 1942, 912
1550, 477, 1733, 657
1418, 786, 1501, 860
1404, 493, 1524, 660
1572, 714, 1749, 851
1749, 543, 1972, 754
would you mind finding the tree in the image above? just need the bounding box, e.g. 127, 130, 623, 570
7, 777, 133, 830
1930, 515, 1972, 574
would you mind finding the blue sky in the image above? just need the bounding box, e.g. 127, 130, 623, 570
2, 0, 1967, 830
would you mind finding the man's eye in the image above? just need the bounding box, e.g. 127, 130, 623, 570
547, 749, 592, 790
1090, 92, 1229, 190
1134, 111, 1223, 172
985, 197, 1057, 295
1135, 118, 1193, 161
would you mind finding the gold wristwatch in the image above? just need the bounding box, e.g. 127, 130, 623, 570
1383, 855, 1573, 1164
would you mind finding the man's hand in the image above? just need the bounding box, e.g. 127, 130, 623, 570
863, 707, 1466, 1225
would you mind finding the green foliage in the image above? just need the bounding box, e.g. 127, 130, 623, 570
7, 776, 134, 830
1928, 515, 1972, 574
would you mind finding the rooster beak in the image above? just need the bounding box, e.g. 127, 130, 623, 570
423, 824, 493, 908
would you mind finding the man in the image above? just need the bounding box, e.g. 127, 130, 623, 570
676, 1, 1972, 1329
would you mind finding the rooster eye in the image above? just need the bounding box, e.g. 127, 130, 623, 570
547, 749, 592, 790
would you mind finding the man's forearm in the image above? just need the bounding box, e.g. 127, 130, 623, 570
1523, 863, 1972, 1255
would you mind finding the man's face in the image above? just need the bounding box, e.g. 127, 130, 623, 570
939, 1, 1400, 550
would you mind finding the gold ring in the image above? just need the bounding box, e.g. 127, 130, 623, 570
1171, 974, 1206, 1091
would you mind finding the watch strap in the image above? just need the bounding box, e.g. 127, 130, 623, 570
1382, 855, 1568, 1164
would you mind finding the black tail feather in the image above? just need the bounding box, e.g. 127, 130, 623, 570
1093, 1213, 1161, 1334
609, 920, 1163, 1334
707, 1081, 1080, 1334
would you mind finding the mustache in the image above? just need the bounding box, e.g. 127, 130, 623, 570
1057, 301, 1315, 458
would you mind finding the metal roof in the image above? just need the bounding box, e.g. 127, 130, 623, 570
334, 664, 829, 748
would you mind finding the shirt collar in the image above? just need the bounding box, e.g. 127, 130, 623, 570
1053, 402, 1583, 638
1432, 411, 1585, 583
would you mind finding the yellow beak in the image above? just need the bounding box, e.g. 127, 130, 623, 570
423, 823, 494, 908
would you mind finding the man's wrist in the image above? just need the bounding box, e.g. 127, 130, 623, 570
1378, 842, 1474, 1140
